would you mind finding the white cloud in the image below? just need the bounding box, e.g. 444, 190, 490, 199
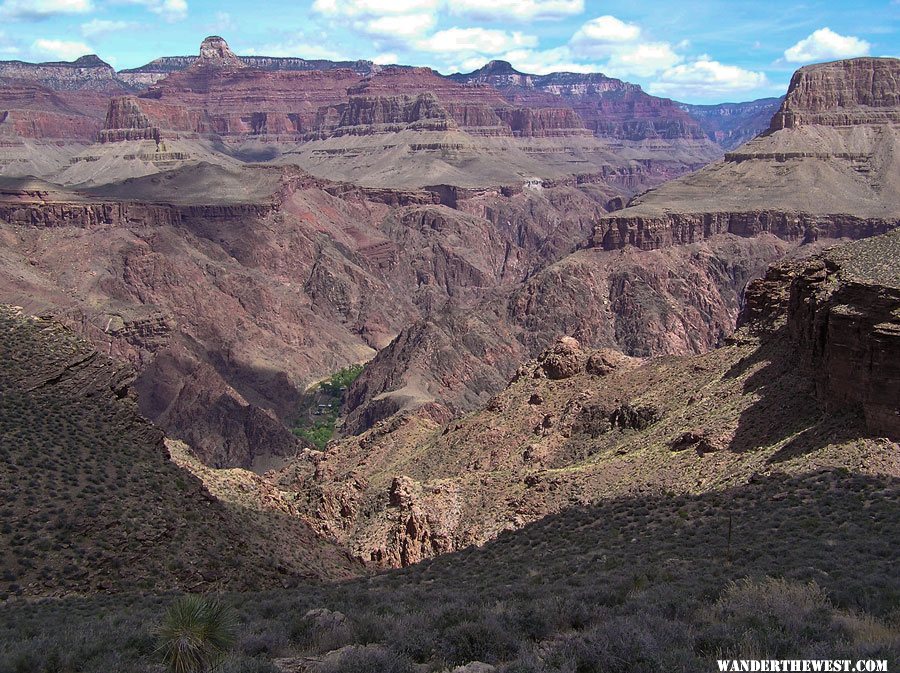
417, 28, 537, 54
570, 15, 641, 57
448, 0, 583, 21
242, 41, 347, 61
567, 15, 680, 79
603, 41, 682, 78
784, 27, 870, 63
362, 12, 436, 38
80, 18, 136, 38
31, 37, 92, 60
447, 46, 600, 75
116, 0, 187, 22
373, 52, 398, 64
649, 59, 768, 98
207, 11, 233, 33
313, 0, 440, 16
0, 0, 93, 20
314, 0, 581, 21
496, 47, 595, 74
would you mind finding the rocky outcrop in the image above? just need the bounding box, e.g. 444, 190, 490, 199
741, 230, 900, 438
0, 54, 125, 93
99, 96, 160, 142
587, 211, 896, 252
801, 235, 898, 437
770, 57, 900, 129
450, 59, 708, 142
196, 35, 246, 69
532, 336, 585, 379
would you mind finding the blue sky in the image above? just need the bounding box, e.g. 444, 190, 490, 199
0, 0, 897, 102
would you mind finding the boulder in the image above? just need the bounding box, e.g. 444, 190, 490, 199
537, 336, 584, 380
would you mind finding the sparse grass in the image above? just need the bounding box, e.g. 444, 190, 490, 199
0, 470, 897, 672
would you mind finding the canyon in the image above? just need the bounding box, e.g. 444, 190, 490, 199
0, 39, 897, 604
0, 36, 777, 191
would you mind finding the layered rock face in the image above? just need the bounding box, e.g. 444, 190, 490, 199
742, 230, 900, 439
0, 76, 120, 141
101, 39, 365, 141
102, 50, 587, 142
0, 55, 129, 141
312, 93, 457, 137
587, 211, 894, 251
450, 60, 708, 142
770, 58, 900, 129
117, 54, 380, 89
0, 55, 125, 93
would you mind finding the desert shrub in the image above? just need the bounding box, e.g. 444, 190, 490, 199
219, 656, 282, 673
316, 645, 416, 673
289, 609, 353, 654
237, 628, 288, 658
539, 612, 694, 673
696, 578, 836, 658
381, 611, 441, 662
158, 595, 236, 673
439, 614, 519, 666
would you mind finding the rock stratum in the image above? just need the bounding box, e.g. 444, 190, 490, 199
0, 36, 751, 190
285, 230, 899, 568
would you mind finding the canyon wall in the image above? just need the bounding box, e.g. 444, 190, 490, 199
770, 57, 900, 129
742, 231, 900, 439
587, 211, 897, 251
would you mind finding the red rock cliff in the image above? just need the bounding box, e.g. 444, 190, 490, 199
740, 230, 900, 439
770, 57, 900, 129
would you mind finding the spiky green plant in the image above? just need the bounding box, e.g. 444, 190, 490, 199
157, 595, 236, 673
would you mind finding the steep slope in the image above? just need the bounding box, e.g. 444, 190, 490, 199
285, 230, 899, 567
0, 164, 617, 469
340, 58, 900, 431
0, 305, 360, 598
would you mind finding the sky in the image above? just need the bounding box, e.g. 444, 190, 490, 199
0, 0, 897, 103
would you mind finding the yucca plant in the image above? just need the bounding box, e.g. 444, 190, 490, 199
157, 595, 236, 673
